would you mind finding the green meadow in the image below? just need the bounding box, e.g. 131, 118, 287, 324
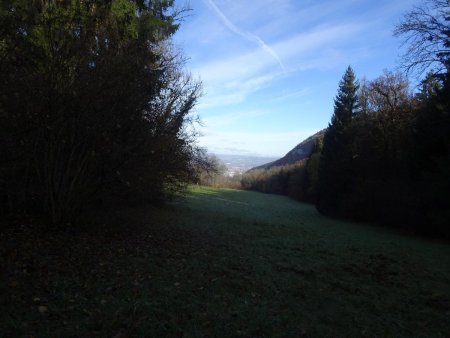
2, 186, 449, 337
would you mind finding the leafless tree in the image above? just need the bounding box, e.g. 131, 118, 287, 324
394, 0, 450, 76
358, 70, 411, 114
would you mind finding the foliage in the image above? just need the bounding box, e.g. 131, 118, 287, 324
302, 147, 321, 203
411, 69, 450, 236
316, 66, 359, 216
242, 161, 307, 196
192, 154, 243, 189
318, 0, 450, 237
312, 1, 450, 236
0, 0, 201, 225
241, 135, 323, 202
315, 63, 450, 236
362, 0, 449, 236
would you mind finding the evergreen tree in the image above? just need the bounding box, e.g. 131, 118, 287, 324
317, 66, 359, 216
333, 66, 360, 122
0, 1, 201, 225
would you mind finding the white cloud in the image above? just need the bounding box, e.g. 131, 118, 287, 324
273, 23, 363, 63
175, 0, 417, 156
202, 109, 271, 128
192, 22, 362, 109
271, 88, 311, 102
203, 0, 285, 71
197, 69, 283, 109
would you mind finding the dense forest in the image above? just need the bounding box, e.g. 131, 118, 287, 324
241, 0, 450, 238
0, 0, 209, 226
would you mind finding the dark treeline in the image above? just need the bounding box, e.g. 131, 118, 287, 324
241, 145, 321, 204
317, 65, 450, 237
0, 0, 207, 226
243, 0, 450, 238
242, 161, 307, 197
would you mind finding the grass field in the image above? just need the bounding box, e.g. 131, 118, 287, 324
1, 186, 450, 337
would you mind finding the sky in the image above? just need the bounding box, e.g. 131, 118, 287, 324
173, 0, 419, 157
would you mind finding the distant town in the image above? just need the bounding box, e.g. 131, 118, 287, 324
215, 154, 278, 176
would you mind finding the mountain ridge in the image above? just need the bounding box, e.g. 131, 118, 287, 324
250, 129, 325, 171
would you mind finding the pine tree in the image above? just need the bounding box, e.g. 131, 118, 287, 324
317, 66, 359, 216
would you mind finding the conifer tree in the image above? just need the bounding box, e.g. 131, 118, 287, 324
317, 66, 359, 216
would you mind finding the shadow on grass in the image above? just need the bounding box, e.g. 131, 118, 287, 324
1, 185, 449, 337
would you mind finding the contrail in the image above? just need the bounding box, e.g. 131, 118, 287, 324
203, 0, 285, 71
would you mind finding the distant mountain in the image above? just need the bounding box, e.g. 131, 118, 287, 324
251, 129, 325, 170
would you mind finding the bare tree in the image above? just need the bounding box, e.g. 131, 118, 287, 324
358, 70, 412, 114
394, 0, 450, 76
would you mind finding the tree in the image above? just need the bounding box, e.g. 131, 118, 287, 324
394, 0, 450, 76
356, 71, 414, 178
395, 0, 450, 236
195, 154, 226, 187
0, 1, 202, 225
295, 142, 321, 203
317, 66, 359, 216
358, 70, 411, 114
334, 66, 360, 120
412, 68, 450, 237
348, 71, 417, 224
417, 71, 444, 101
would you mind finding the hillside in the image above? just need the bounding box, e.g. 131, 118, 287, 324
3, 186, 449, 337
251, 129, 325, 170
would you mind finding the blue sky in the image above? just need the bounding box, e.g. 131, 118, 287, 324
173, 0, 418, 157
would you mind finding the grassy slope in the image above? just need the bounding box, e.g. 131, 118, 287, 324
1, 186, 449, 337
